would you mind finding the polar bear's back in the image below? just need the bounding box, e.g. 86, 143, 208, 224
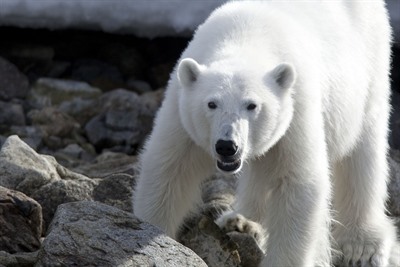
184, 1, 390, 67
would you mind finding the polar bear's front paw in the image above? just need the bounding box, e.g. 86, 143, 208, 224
334, 225, 396, 267
216, 212, 266, 249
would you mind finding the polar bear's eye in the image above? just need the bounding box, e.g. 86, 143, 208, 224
208, 101, 217, 109
247, 103, 257, 111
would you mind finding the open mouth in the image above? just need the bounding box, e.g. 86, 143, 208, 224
216, 157, 242, 173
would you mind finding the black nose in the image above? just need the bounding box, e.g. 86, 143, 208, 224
215, 140, 238, 157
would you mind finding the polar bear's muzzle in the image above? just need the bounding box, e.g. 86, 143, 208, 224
217, 157, 242, 173
215, 139, 242, 173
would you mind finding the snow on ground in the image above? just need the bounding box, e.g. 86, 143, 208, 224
0, 0, 225, 38
0, 0, 398, 40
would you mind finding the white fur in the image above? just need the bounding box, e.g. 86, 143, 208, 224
133, 1, 398, 266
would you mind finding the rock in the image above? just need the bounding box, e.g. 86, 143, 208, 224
28, 77, 102, 109
27, 107, 87, 151
0, 135, 6, 147
36, 201, 207, 267
178, 211, 241, 267
389, 150, 400, 216
72, 151, 137, 178
0, 57, 30, 100
0, 251, 39, 267
28, 107, 80, 138
0, 100, 26, 130
93, 173, 135, 212
126, 79, 153, 93
69, 58, 125, 91
0, 135, 62, 194
178, 173, 264, 267
57, 97, 96, 125
46, 60, 71, 78
8, 126, 44, 151
228, 232, 265, 267
84, 89, 154, 153
31, 178, 98, 230
53, 143, 96, 168
0, 186, 42, 253
0, 135, 99, 229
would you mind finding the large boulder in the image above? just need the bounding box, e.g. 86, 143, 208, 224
0, 186, 43, 253
36, 201, 207, 267
0, 135, 98, 229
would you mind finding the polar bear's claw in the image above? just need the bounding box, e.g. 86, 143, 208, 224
335, 230, 393, 267
216, 212, 266, 249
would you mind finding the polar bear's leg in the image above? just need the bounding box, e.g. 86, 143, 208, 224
215, 163, 267, 250
259, 172, 331, 267
332, 91, 397, 266
218, 152, 332, 266
133, 94, 213, 238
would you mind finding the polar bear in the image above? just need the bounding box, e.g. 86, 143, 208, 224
134, 1, 398, 266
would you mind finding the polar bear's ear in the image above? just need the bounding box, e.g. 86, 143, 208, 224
272, 63, 296, 90
177, 58, 203, 88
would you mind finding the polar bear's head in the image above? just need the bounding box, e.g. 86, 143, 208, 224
177, 58, 296, 174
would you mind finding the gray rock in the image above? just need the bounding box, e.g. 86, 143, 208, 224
93, 173, 135, 212
178, 212, 241, 267
0, 251, 39, 267
28, 107, 80, 138
9, 126, 44, 151
228, 232, 264, 267
389, 150, 400, 216
0, 186, 42, 253
177, 173, 264, 267
0, 135, 6, 147
0, 135, 61, 194
69, 58, 125, 91
31, 178, 98, 230
72, 151, 137, 178
179, 213, 263, 267
126, 79, 153, 93
0, 135, 99, 229
57, 97, 96, 125
28, 77, 101, 109
53, 143, 96, 168
0, 100, 26, 128
0, 57, 30, 100
36, 201, 207, 267
84, 89, 153, 152
85, 112, 141, 152
55, 143, 86, 159
46, 60, 71, 78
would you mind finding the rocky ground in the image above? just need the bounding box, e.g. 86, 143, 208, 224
0, 27, 399, 266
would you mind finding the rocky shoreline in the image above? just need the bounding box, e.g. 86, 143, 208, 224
0, 27, 399, 266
